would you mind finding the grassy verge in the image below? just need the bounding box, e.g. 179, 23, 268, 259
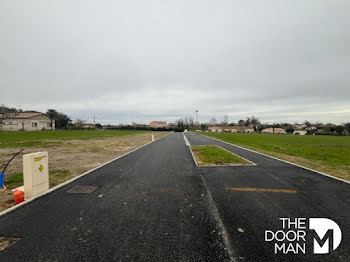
190, 145, 251, 166
0, 130, 150, 148
4, 169, 72, 189
199, 132, 350, 181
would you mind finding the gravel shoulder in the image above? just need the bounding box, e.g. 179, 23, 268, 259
0, 132, 168, 212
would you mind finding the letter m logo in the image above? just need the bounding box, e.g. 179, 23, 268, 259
309, 218, 342, 254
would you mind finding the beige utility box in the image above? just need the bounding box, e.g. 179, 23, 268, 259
23, 152, 49, 199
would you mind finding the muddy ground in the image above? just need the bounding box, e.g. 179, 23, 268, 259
0, 132, 168, 212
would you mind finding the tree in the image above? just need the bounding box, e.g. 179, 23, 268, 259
221, 115, 229, 125
176, 118, 184, 128
238, 119, 245, 126
46, 109, 59, 130
249, 116, 261, 130
209, 117, 217, 125
304, 121, 312, 127
95, 123, 103, 129
285, 127, 294, 134
336, 125, 345, 134
55, 113, 72, 128
200, 123, 208, 130
188, 116, 194, 130
345, 123, 350, 135
46, 109, 71, 129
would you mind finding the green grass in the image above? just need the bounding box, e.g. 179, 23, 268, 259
3, 172, 24, 189
199, 132, 350, 179
190, 145, 251, 166
0, 130, 149, 148
4, 169, 72, 189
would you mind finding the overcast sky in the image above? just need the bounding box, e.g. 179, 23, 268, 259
1, 0, 349, 124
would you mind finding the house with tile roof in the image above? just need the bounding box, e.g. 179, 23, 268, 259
0, 112, 54, 131
149, 121, 168, 128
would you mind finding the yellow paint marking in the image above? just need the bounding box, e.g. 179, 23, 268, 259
237, 228, 244, 233
226, 187, 297, 194
34, 157, 42, 162
39, 165, 44, 172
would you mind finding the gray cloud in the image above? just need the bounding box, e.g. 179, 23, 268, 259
1, 0, 350, 124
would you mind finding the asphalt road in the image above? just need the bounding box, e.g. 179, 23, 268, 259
0, 132, 349, 261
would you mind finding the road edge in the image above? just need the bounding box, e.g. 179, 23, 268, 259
0, 133, 170, 217
197, 132, 350, 185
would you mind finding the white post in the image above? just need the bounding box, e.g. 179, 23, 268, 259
152, 134, 154, 141
23, 152, 49, 199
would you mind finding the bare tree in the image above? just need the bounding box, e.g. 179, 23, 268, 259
221, 115, 229, 125
188, 116, 194, 130
209, 117, 217, 125
250, 116, 261, 131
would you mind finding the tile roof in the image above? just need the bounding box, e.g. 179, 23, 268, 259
0, 112, 44, 119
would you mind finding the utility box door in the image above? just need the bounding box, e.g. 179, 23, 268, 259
23, 152, 49, 199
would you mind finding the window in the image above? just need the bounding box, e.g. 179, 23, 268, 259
32, 122, 37, 127
47, 123, 52, 127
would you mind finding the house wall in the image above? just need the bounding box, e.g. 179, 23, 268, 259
262, 128, 286, 134
209, 126, 254, 133
274, 129, 286, 134
294, 130, 307, 135
0, 115, 55, 131
208, 126, 222, 132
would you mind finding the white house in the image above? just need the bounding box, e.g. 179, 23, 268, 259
0, 112, 55, 131
293, 129, 307, 135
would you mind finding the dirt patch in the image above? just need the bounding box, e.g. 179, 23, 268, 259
0, 132, 168, 212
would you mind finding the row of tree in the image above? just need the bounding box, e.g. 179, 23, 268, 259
172, 115, 350, 135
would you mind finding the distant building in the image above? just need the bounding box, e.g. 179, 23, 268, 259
82, 124, 96, 130
149, 121, 168, 128
262, 128, 286, 134
293, 129, 307, 135
208, 126, 223, 132
208, 126, 254, 133
0, 112, 54, 131
229, 126, 254, 133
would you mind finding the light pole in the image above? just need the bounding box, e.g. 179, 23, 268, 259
195, 109, 199, 130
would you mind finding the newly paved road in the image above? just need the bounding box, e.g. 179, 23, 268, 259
0, 132, 349, 261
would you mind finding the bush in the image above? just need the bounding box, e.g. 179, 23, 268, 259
285, 128, 294, 134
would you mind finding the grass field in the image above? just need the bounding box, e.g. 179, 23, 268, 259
0, 130, 149, 148
190, 145, 251, 166
199, 132, 350, 181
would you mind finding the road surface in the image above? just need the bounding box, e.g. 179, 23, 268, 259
0, 132, 349, 261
